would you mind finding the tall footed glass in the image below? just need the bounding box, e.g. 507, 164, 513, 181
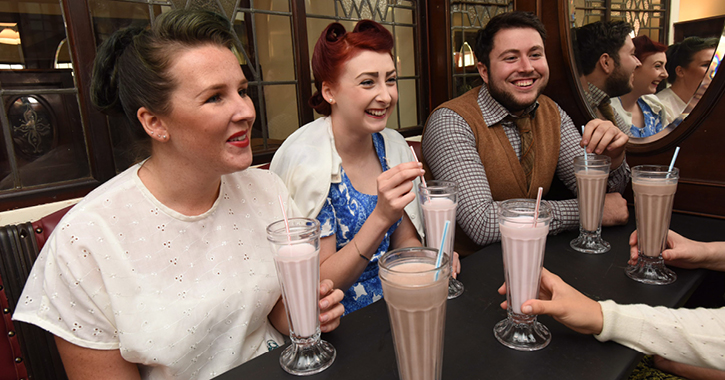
379, 247, 450, 380
626, 165, 679, 285
495, 199, 552, 351
267, 218, 335, 376
418, 180, 463, 299
570, 154, 611, 254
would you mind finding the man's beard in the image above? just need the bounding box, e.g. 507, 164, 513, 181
604, 64, 633, 97
487, 77, 547, 113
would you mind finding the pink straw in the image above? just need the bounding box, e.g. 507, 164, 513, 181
278, 195, 291, 242
533, 187, 543, 227
409, 146, 428, 187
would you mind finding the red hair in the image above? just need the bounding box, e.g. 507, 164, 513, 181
309, 20, 394, 116
633, 35, 668, 63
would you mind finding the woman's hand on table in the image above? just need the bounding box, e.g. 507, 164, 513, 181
497, 268, 603, 335
319, 279, 344, 332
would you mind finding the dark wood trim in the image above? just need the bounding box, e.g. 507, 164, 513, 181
427, 0, 452, 110
417, 0, 431, 124
61, 0, 116, 182
0, 179, 100, 211
291, 0, 313, 125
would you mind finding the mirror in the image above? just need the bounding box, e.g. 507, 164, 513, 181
566, 1, 725, 144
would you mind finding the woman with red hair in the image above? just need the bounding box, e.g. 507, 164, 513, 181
272, 20, 459, 314
611, 35, 669, 137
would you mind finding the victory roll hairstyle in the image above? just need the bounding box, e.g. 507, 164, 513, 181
309, 20, 394, 116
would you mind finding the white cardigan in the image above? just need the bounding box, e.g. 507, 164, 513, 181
270, 116, 424, 238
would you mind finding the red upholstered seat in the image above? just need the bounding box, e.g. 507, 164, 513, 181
0, 205, 73, 380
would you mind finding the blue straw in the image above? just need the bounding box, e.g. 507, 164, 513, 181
434, 220, 450, 281
581, 126, 588, 163
668, 146, 680, 172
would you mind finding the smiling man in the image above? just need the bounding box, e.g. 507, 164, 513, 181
421, 11, 631, 255
575, 21, 642, 135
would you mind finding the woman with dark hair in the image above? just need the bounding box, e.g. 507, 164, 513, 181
656, 36, 718, 125
611, 35, 669, 137
13, 9, 343, 379
271, 20, 460, 315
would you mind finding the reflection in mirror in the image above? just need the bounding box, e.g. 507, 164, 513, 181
567, 1, 725, 143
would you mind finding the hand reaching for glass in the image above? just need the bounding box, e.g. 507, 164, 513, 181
497, 268, 604, 335
628, 230, 725, 272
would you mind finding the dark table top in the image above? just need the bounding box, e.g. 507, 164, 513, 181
216, 210, 725, 380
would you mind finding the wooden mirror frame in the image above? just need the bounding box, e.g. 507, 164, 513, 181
534, 0, 725, 218
552, 0, 725, 156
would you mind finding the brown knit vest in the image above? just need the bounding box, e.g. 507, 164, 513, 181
422, 86, 561, 255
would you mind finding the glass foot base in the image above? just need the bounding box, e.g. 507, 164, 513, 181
494, 314, 550, 351
279, 336, 336, 376
570, 229, 610, 254
448, 277, 464, 299
626, 255, 676, 285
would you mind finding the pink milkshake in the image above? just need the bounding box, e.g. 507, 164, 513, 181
422, 198, 456, 257
418, 180, 463, 299
379, 248, 450, 380
499, 217, 549, 314
495, 199, 552, 351
275, 243, 319, 338
267, 217, 335, 375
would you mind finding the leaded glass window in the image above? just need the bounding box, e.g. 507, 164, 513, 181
450, 0, 513, 97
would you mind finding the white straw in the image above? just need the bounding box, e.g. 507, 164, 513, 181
668, 146, 681, 172
409, 146, 427, 188
533, 187, 543, 228
434, 220, 450, 280
278, 195, 291, 243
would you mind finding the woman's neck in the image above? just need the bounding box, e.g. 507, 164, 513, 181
670, 81, 692, 104
329, 113, 375, 160
618, 91, 642, 111
138, 155, 222, 216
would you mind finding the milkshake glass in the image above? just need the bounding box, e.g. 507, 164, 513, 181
570, 154, 611, 254
626, 165, 679, 285
379, 247, 450, 380
267, 218, 335, 375
418, 180, 463, 299
495, 199, 552, 351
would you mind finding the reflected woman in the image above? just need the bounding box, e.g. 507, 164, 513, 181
12, 9, 344, 379
271, 20, 460, 315
656, 36, 718, 125
611, 36, 669, 138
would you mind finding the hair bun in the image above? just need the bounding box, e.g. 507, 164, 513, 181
91, 26, 147, 116
353, 19, 385, 34
325, 23, 347, 43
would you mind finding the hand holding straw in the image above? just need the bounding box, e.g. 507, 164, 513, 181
409, 146, 428, 187
533, 187, 544, 228
278, 195, 291, 243
435, 220, 450, 280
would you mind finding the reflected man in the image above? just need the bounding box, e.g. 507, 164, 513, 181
575, 21, 641, 136
422, 11, 630, 256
